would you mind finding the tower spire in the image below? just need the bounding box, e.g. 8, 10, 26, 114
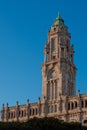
52, 12, 64, 27
58, 11, 61, 19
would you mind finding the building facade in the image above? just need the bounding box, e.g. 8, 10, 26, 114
1, 13, 87, 126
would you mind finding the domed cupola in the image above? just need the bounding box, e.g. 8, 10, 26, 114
53, 12, 64, 27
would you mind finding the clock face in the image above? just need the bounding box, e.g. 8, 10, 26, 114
48, 71, 56, 80
51, 71, 56, 78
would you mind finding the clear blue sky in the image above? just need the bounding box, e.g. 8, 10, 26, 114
0, 0, 87, 108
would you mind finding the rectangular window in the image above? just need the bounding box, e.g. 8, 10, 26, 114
85, 100, 87, 107
61, 48, 64, 57
52, 56, 56, 60
68, 103, 70, 110
55, 80, 58, 99
81, 101, 84, 108
52, 82, 54, 99
47, 84, 50, 100
51, 38, 56, 52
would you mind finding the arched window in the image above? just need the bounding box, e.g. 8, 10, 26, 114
47, 83, 50, 100
71, 102, 74, 109
85, 100, 87, 107
36, 108, 38, 115
21, 110, 23, 117
19, 111, 20, 117
48, 106, 50, 113
11, 112, 13, 118
51, 106, 53, 113
67, 73, 73, 96
52, 82, 54, 99
70, 54, 73, 62
61, 48, 64, 57
84, 120, 87, 123
13, 111, 15, 118
81, 100, 84, 108
68, 103, 70, 110
23, 110, 26, 117
54, 105, 57, 112
30, 109, 31, 116
8, 112, 10, 119
33, 109, 34, 115
55, 81, 58, 99
75, 101, 77, 108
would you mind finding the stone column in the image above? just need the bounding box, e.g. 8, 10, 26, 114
70, 102, 72, 110
78, 91, 82, 122
16, 101, 19, 121
50, 81, 52, 100
6, 103, 9, 122
42, 96, 47, 117
58, 95, 62, 113
38, 97, 41, 116
52, 81, 54, 100
78, 90, 81, 110
26, 99, 30, 120
54, 81, 56, 100
64, 48, 65, 58
56, 80, 58, 99
64, 96, 68, 122
50, 40, 52, 60
44, 45, 47, 62
59, 47, 61, 58
47, 82, 49, 100
83, 100, 85, 108
1, 104, 5, 122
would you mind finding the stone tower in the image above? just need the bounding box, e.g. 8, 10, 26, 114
42, 13, 76, 101
2, 13, 87, 126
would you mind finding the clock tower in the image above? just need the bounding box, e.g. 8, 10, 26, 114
42, 13, 76, 101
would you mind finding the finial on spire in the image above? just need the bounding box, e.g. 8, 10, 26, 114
58, 11, 62, 19
52, 12, 64, 28
58, 11, 60, 18
27, 99, 29, 104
